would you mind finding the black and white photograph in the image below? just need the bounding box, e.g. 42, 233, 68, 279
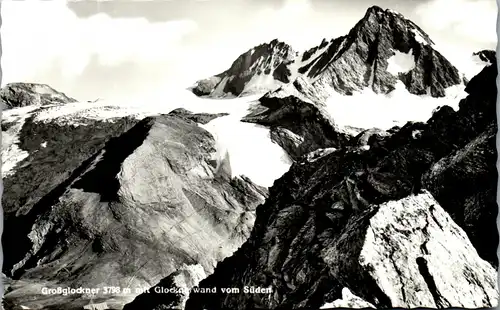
0, 0, 498, 309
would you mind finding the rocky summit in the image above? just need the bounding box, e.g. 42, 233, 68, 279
191, 6, 462, 101
2, 106, 267, 309
129, 53, 498, 310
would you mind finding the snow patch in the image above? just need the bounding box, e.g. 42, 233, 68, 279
411, 28, 430, 45
320, 287, 375, 309
387, 9, 401, 15
412, 130, 422, 139
172, 264, 207, 309
461, 53, 493, 80
2, 143, 29, 177
387, 49, 415, 75
242, 73, 284, 96
40, 141, 47, 148
32, 84, 61, 97
324, 82, 466, 130
287, 39, 333, 82
306, 148, 337, 163
200, 113, 291, 188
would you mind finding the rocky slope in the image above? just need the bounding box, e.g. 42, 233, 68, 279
0, 83, 78, 110
130, 53, 498, 310
191, 6, 463, 101
2, 103, 267, 309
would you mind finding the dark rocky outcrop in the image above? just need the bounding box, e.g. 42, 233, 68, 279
175, 53, 498, 310
473, 50, 496, 64
0, 83, 78, 110
168, 108, 229, 124
2, 110, 267, 309
242, 95, 350, 161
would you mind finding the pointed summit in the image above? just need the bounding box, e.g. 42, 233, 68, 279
294, 5, 461, 99
351, 5, 434, 46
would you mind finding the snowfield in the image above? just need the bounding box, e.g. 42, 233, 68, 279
1, 89, 292, 187
324, 82, 467, 130
386, 49, 416, 75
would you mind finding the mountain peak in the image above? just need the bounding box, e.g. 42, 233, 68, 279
365, 5, 403, 17
352, 6, 434, 46
364, 5, 402, 18
366, 5, 384, 12
192, 39, 298, 97
294, 5, 457, 98
191, 6, 460, 99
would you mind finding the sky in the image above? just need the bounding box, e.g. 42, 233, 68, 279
0, 0, 497, 102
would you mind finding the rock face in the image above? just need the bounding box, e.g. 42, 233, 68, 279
191, 6, 462, 100
172, 55, 498, 310
0, 83, 78, 110
2, 107, 267, 309
357, 192, 497, 308
242, 95, 351, 161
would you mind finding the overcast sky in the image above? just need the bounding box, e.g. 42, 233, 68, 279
1, 0, 497, 102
